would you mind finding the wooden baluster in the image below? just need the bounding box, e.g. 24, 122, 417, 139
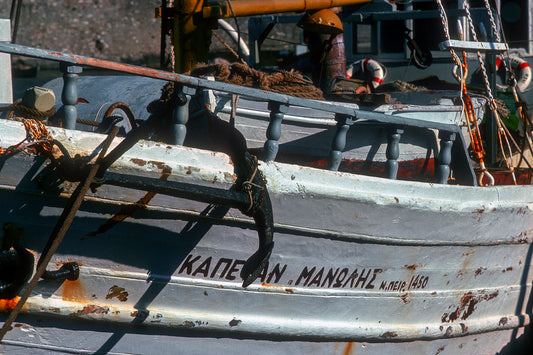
385, 127, 403, 179
60, 63, 82, 130
328, 114, 353, 171
170, 85, 196, 145
436, 131, 456, 184
264, 101, 288, 161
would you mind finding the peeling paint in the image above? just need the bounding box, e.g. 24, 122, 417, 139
404, 264, 418, 271
183, 321, 196, 328
474, 267, 486, 277
380, 331, 398, 338
148, 160, 171, 171
261, 282, 294, 294
72, 305, 110, 316
229, 318, 242, 327
442, 290, 499, 323
105, 286, 129, 302
130, 158, 147, 167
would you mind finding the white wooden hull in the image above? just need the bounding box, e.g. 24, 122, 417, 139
1, 120, 532, 353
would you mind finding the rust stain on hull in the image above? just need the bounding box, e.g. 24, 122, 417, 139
72, 304, 110, 316
62, 279, 89, 303
130, 158, 172, 172
229, 318, 242, 327
442, 290, 500, 323
404, 264, 418, 271
474, 267, 486, 277
105, 286, 129, 302
343, 342, 354, 355
261, 282, 295, 294
0, 296, 21, 313
130, 158, 147, 167
380, 331, 398, 338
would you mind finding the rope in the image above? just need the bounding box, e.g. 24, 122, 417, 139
0, 118, 53, 157
482, 0, 501, 42
435, 1, 463, 69
212, 31, 245, 63
463, 2, 496, 108
242, 155, 260, 213
0, 101, 56, 121
189, 62, 324, 100
225, 0, 242, 60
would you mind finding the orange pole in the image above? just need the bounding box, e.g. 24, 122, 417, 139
174, 0, 373, 72
203, 0, 373, 18
175, 0, 217, 73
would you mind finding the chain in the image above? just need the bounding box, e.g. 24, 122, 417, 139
435, 0, 462, 67
437, 0, 502, 185
0, 118, 53, 157
436, 0, 465, 105
464, 1, 516, 183
482, 0, 500, 42
463, 2, 497, 108
212, 30, 245, 63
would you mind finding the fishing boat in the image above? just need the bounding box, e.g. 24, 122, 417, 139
0, 1, 533, 354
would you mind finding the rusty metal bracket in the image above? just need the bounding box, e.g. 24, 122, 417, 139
0, 127, 119, 342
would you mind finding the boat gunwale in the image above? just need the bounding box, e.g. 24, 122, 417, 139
1, 118, 532, 211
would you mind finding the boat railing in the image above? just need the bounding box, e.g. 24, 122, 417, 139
0, 42, 475, 186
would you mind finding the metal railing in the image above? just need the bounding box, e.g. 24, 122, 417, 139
0, 42, 475, 185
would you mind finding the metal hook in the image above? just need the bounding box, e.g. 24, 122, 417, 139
478, 170, 495, 186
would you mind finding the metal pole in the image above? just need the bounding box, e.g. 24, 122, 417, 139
203, 0, 373, 18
